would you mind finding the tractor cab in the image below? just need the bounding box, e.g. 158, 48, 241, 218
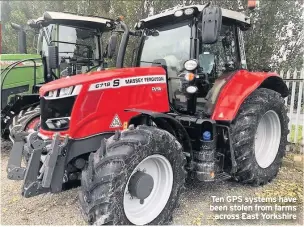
1, 12, 127, 137
133, 5, 250, 115
28, 11, 119, 81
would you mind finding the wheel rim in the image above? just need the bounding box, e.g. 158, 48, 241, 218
123, 154, 173, 225
254, 110, 281, 168
25, 117, 40, 132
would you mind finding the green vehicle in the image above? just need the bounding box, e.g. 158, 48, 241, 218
1, 22, 44, 137
1, 11, 119, 138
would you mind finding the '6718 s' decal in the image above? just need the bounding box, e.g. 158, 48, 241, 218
88, 75, 166, 91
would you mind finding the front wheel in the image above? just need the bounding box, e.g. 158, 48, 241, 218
79, 125, 186, 225
231, 88, 289, 186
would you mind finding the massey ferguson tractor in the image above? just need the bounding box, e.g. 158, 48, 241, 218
7, 3, 289, 225
1, 11, 122, 138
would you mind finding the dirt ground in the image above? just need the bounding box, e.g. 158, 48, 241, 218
1, 140, 303, 225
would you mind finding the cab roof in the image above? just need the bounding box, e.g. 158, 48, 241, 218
31, 11, 114, 31
139, 5, 251, 29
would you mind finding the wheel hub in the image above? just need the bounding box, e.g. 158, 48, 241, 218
128, 171, 154, 201
123, 154, 173, 225
254, 110, 281, 168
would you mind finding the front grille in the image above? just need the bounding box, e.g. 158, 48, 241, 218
40, 96, 76, 131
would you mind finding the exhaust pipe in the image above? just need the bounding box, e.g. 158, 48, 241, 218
11, 23, 27, 54
116, 20, 129, 68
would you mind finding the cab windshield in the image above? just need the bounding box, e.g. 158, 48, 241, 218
41, 25, 97, 60
139, 22, 191, 72
40, 24, 100, 75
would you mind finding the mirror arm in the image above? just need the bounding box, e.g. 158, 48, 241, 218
42, 27, 51, 45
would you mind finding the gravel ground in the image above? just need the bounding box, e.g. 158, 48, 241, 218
1, 139, 303, 225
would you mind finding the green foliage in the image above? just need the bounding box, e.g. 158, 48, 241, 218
1, 0, 302, 71
290, 124, 303, 144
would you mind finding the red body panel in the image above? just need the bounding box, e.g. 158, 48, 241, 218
39, 67, 169, 139
211, 70, 281, 121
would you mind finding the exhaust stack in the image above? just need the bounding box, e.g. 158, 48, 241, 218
11, 23, 27, 54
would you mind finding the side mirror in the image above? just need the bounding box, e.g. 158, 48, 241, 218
27, 19, 39, 29
107, 33, 118, 58
201, 6, 222, 44
47, 46, 59, 69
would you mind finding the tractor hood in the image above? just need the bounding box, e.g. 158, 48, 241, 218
39, 67, 166, 96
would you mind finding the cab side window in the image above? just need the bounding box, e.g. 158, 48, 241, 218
198, 23, 237, 79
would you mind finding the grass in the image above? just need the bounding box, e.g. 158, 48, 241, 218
290, 124, 303, 144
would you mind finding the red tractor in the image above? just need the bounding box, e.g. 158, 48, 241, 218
7, 3, 289, 225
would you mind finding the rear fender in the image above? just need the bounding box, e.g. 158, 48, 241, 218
210, 70, 288, 121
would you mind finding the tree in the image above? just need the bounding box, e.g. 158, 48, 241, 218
1, 0, 302, 71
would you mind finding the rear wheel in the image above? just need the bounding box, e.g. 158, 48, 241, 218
79, 125, 186, 225
9, 105, 41, 133
231, 88, 289, 185
9, 105, 41, 161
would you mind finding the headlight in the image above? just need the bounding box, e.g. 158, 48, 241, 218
48, 90, 58, 98
184, 59, 198, 71
184, 8, 194, 15
186, 86, 198, 94
45, 117, 70, 130
59, 86, 74, 96
45, 85, 82, 99
174, 10, 183, 17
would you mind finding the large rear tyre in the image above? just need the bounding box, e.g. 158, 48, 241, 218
231, 88, 289, 186
79, 125, 186, 225
9, 105, 41, 133
8, 105, 41, 161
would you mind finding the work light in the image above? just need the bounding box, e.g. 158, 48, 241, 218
186, 86, 198, 94
45, 85, 82, 99
59, 86, 74, 96
184, 8, 194, 15
184, 59, 198, 71
174, 10, 183, 17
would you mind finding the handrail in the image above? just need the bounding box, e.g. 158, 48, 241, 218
1, 58, 40, 75
0, 60, 28, 75
1, 58, 42, 103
